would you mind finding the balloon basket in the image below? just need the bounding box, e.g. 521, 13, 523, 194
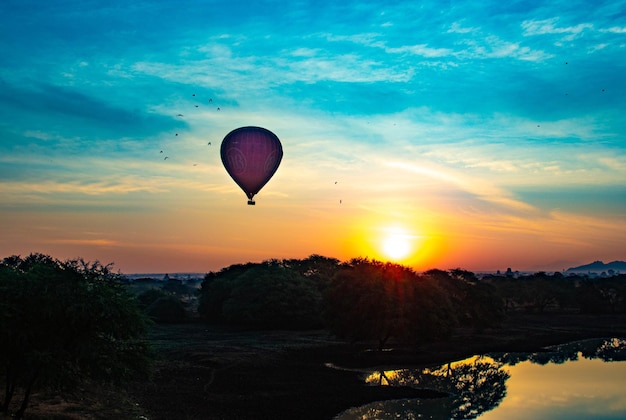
247, 200, 256, 205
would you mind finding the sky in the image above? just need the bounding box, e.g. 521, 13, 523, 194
1, 0, 625, 274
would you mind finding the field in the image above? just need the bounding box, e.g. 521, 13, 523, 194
18, 313, 626, 420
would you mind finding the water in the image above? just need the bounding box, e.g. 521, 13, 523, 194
334, 338, 626, 419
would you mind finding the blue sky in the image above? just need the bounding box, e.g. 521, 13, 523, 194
1, 0, 625, 273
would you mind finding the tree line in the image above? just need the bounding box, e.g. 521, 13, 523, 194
197, 255, 626, 345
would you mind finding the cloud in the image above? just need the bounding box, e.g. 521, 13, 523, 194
134, 47, 414, 91
447, 22, 480, 34
385, 161, 536, 212
385, 44, 454, 58
480, 36, 552, 61
48, 238, 120, 247
602, 26, 626, 34
0, 79, 181, 139
521, 18, 593, 41
597, 157, 626, 172
322, 28, 550, 62
285, 54, 413, 83
322, 32, 384, 47
0, 179, 164, 196
544, 209, 626, 247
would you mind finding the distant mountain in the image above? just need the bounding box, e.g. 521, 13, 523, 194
566, 260, 626, 273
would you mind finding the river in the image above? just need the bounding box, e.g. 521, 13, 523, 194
335, 338, 626, 419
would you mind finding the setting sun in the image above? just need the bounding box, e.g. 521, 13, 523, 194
380, 226, 414, 262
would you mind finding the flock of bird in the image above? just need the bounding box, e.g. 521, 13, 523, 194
159, 93, 221, 163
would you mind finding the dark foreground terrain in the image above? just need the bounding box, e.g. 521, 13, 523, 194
20, 313, 626, 420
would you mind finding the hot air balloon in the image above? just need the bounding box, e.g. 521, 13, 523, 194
220, 126, 283, 205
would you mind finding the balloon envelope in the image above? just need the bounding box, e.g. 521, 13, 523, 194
220, 126, 283, 204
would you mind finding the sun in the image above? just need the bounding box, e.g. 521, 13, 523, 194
380, 226, 413, 261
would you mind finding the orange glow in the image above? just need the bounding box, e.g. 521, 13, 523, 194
380, 225, 414, 262
341, 218, 446, 269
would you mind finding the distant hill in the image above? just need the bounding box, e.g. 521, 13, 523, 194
566, 260, 626, 273
124, 273, 205, 282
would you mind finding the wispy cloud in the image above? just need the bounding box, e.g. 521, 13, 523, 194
602, 26, 626, 34
385, 161, 536, 212
322, 28, 550, 62
0, 179, 165, 196
385, 44, 454, 58
521, 18, 593, 41
467, 35, 552, 61
48, 238, 120, 247
447, 22, 480, 34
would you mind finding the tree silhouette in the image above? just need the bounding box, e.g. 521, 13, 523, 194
324, 259, 420, 348
0, 253, 152, 418
324, 260, 472, 348
199, 259, 324, 329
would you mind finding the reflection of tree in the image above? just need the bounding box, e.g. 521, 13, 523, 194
491, 348, 579, 366
528, 349, 578, 365
586, 338, 626, 362
490, 338, 626, 366
365, 356, 510, 419
444, 358, 510, 419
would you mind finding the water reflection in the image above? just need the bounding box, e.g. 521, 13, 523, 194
492, 336, 626, 366
335, 338, 626, 420
364, 356, 510, 419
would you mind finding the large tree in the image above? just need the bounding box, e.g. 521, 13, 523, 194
324, 259, 436, 349
324, 261, 501, 349
0, 253, 152, 419
199, 259, 325, 329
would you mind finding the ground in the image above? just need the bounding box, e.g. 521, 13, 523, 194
14, 313, 626, 420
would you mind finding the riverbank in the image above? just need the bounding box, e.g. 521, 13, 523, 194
19, 313, 626, 419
